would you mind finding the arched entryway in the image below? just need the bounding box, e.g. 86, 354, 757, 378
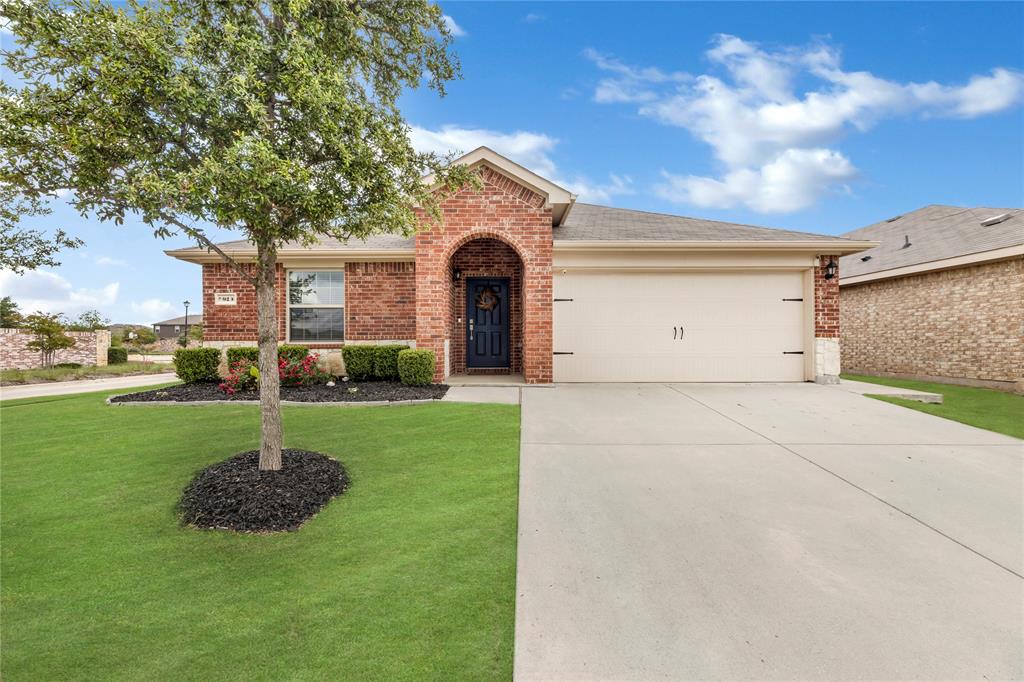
447, 237, 524, 377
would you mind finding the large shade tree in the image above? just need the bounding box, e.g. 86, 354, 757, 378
2, 0, 471, 470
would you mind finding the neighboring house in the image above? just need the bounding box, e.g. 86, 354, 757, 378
168, 147, 873, 384
152, 315, 201, 340
840, 205, 1024, 393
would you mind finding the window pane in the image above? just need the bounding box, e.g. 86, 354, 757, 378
289, 271, 344, 305
289, 308, 344, 341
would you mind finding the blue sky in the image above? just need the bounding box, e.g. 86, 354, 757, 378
3, 1, 1022, 324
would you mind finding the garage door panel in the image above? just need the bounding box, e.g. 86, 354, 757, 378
553, 271, 807, 382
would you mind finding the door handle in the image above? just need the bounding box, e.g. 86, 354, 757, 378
679, 325, 685, 340
673, 326, 677, 340
469, 319, 474, 341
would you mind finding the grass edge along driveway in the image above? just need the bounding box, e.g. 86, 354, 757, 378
843, 373, 1024, 439
1, 391, 520, 681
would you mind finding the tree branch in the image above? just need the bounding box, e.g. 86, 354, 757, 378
160, 214, 259, 286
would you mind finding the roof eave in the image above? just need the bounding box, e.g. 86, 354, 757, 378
165, 248, 416, 264
553, 239, 878, 255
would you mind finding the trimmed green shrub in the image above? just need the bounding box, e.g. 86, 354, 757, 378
107, 347, 128, 364
277, 344, 309, 363
173, 347, 222, 383
341, 345, 376, 381
226, 346, 259, 366
54, 362, 82, 369
373, 344, 409, 380
397, 349, 435, 387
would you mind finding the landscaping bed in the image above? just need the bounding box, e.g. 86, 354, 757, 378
179, 449, 349, 532
109, 380, 449, 403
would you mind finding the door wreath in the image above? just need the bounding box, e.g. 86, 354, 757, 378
475, 287, 500, 311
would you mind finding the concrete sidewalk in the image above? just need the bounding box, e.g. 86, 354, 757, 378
0, 373, 178, 401
838, 378, 943, 403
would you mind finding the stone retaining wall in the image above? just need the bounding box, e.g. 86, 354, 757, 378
0, 328, 111, 370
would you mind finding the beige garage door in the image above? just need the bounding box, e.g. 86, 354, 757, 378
553, 271, 807, 382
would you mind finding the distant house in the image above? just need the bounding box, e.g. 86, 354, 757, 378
152, 314, 201, 340
840, 205, 1023, 393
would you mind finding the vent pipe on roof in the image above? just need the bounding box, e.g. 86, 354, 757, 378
861, 255, 872, 262
885, 215, 902, 223
902, 235, 912, 249
980, 213, 1011, 227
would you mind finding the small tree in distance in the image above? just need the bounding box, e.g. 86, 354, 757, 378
24, 312, 75, 368
1, 297, 23, 328
3, 1, 473, 470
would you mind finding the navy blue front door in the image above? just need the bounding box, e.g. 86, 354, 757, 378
466, 278, 510, 368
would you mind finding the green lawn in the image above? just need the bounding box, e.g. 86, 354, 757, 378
843, 374, 1024, 439
1, 392, 520, 681
0, 361, 171, 385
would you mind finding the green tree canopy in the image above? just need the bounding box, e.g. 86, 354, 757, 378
1, 296, 24, 328
2, 0, 471, 469
24, 312, 76, 368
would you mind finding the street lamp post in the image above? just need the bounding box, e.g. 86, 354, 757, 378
183, 300, 191, 346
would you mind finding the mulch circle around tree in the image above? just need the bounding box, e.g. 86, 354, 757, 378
178, 449, 350, 533
110, 380, 448, 403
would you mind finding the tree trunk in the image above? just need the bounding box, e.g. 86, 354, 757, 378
256, 245, 283, 471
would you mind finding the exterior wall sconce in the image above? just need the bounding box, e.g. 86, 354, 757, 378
823, 259, 838, 280
452, 268, 462, 282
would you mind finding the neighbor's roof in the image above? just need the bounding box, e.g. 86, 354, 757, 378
840, 205, 1024, 279
153, 315, 202, 326
555, 203, 862, 245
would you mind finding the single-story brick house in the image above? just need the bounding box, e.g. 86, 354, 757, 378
168, 147, 873, 384
840, 205, 1023, 393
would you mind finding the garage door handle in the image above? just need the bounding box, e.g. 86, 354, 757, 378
673, 326, 677, 340
678, 325, 685, 340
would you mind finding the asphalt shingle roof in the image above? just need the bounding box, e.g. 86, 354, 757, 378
839, 205, 1024, 278
170, 202, 862, 256
153, 315, 202, 326
554, 203, 859, 243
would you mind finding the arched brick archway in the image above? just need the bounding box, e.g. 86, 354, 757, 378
448, 237, 524, 376
414, 167, 553, 383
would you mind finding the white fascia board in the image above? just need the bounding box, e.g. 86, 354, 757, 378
553, 239, 878, 255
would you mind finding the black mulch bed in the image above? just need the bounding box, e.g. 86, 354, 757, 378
110, 380, 448, 403
179, 449, 350, 532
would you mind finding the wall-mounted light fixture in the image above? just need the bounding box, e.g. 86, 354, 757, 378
823, 259, 838, 280
452, 268, 462, 282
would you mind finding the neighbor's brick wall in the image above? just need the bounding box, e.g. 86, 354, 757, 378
415, 166, 553, 383
814, 255, 840, 338
202, 263, 286, 341
448, 238, 524, 375
840, 257, 1024, 384
0, 329, 110, 370
344, 262, 416, 341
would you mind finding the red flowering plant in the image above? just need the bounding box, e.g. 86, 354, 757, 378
219, 358, 259, 395
279, 353, 331, 387
219, 353, 329, 395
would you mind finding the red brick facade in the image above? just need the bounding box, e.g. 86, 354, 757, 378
203, 262, 287, 340
344, 262, 416, 341
814, 255, 840, 338
415, 166, 553, 383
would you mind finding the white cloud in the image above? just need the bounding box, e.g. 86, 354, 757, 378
410, 125, 633, 203
590, 34, 1024, 212
656, 148, 857, 213
584, 47, 690, 104
442, 15, 466, 37
0, 269, 119, 317
130, 299, 178, 323
411, 125, 559, 176
95, 256, 129, 268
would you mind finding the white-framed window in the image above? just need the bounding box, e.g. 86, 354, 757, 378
154, 326, 161, 331
287, 270, 344, 342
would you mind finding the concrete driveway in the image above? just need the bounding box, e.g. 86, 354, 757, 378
514, 383, 1023, 681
